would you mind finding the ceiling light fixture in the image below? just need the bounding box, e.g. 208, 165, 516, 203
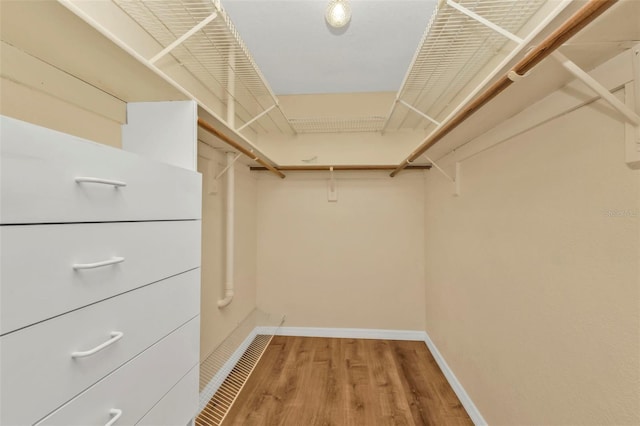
325, 0, 351, 28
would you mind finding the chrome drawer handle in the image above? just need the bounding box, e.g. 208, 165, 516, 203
105, 409, 122, 426
71, 331, 124, 358
73, 257, 125, 270
75, 177, 127, 187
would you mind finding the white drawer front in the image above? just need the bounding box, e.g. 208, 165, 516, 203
0, 269, 200, 426
1, 220, 201, 334
137, 365, 199, 426
36, 317, 199, 426
0, 116, 202, 224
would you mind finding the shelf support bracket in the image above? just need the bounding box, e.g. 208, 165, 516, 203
448, 0, 639, 126
553, 51, 640, 125
237, 104, 277, 132
215, 153, 242, 180
446, 0, 521, 43
422, 155, 460, 196
149, 12, 218, 64
398, 100, 441, 126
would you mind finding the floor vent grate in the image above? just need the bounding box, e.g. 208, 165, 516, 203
196, 310, 284, 425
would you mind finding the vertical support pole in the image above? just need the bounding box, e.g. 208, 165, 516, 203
218, 151, 235, 308
226, 151, 235, 292
227, 48, 236, 129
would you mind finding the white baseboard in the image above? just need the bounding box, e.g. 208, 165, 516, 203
256, 326, 426, 341
202, 326, 486, 426
198, 328, 258, 412
422, 331, 487, 426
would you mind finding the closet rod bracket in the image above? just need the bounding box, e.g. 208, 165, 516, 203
422, 155, 460, 196
507, 70, 529, 82
327, 166, 338, 202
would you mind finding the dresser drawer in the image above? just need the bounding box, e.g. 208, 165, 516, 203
1, 220, 201, 334
0, 269, 200, 426
35, 317, 199, 426
0, 115, 202, 224
137, 365, 198, 426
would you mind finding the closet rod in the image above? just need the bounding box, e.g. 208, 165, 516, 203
390, 0, 618, 177
250, 165, 431, 172
198, 118, 286, 179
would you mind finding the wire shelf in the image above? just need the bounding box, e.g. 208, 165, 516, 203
386, 0, 547, 131
289, 116, 387, 134
64, 0, 555, 138
113, 0, 292, 134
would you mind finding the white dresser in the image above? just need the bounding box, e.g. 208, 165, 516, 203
0, 115, 202, 426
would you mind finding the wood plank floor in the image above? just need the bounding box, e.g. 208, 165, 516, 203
221, 336, 473, 426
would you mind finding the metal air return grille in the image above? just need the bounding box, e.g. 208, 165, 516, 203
196, 310, 284, 426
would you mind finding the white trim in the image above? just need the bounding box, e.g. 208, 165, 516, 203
198, 328, 258, 412
257, 326, 426, 341
422, 331, 488, 426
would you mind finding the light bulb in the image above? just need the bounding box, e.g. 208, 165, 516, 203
325, 0, 351, 28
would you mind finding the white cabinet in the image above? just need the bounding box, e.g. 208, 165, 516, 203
0, 115, 202, 426
1, 220, 200, 334
35, 318, 199, 426
137, 366, 199, 426
122, 101, 198, 171
0, 115, 201, 224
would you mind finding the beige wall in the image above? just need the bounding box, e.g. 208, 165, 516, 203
0, 3, 125, 148
255, 171, 426, 330
198, 143, 258, 361
423, 68, 640, 424
0, 43, 124, 148
258, 92, 427, 165
256, 129, 427, 166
